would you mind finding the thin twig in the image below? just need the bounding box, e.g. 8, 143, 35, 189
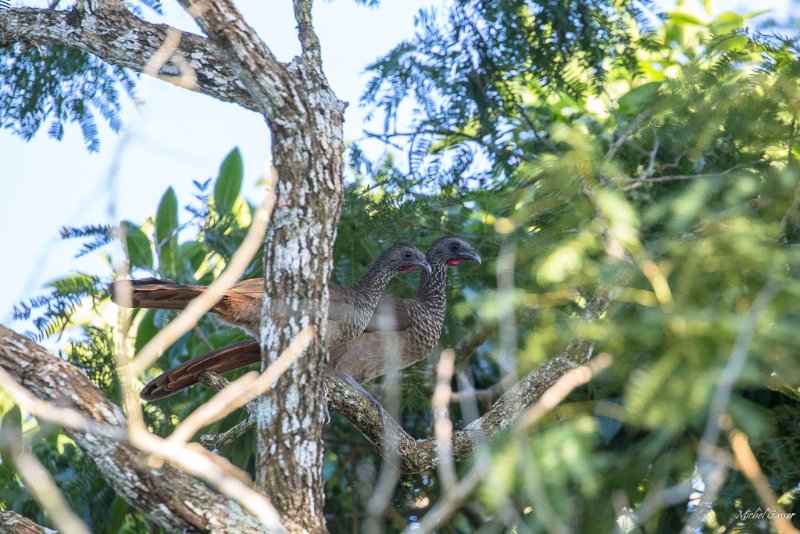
201, 412, 256, 449
642, 127, 659, 180
168, 327, 313, 444
193, 326, 215, 351
622, 160, 769, 192
683, 279, 781, 533
604, 108, 654, 164
364, 330, 404, 533
10, 450, 90, 534
728, 429, 799, 534
432, 349, 458, 493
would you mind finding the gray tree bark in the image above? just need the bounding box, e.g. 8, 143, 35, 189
0, 326, 267, 532
168, 0, 345, 529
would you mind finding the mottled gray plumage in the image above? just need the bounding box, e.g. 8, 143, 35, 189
330, 236, 480, 382
112, 243, 430, 400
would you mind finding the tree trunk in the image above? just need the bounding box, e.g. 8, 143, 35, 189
256, 59, 344, 532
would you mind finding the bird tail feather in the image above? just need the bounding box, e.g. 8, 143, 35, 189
140, 339, 261, 400
110, 278, 208, 311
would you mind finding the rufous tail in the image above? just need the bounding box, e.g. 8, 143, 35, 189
140, 339, 261, 400
110, 277, 208, 311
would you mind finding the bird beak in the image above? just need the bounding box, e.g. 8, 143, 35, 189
413, 259, 433, 274
459, 250, 481, 264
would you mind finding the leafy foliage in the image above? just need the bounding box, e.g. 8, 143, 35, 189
0, 0, 161, 151
0, 44, 134, 152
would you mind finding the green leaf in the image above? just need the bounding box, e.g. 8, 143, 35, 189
214, 148, 244, 214
156, 187, 178, 244
180, 241, 207, 273
134, 310, 158, 353
710, 12, 744, 34
155, 187, 178, 277
668, 10, 707, 27
617, 82, 662, 115
0, 405, 22, 464
122, 221, 152, 269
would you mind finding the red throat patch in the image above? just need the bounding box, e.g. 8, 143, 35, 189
400, 265, 421, 271
447, 258, 466, 266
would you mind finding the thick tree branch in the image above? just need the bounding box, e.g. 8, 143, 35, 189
175, 0, 303, 120
200, 333, 600, 475
0, 7, 259, 111
0, 512, 55, 534
330, 354, 585, 473
292, 0, 322, 67
0, 325, 267, 533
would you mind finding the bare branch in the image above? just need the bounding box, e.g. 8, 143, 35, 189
0, 7, 258, 111
728, 429, 799, 534
432, 349, 458, 492
604, 108, 654, 164
0, 325, 273, 532
175, 0, 303, 120
292, 0, 322, 67
0, 511, 57, 534
622, 159, 770, 192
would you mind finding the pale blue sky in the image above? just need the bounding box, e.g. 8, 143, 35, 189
0, 0, 793, 334
0, 0, 438, 330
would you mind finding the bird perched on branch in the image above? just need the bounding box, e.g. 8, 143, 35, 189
134, 236, 480, 399
331, 236, 480, 383
111, 242, 431, 399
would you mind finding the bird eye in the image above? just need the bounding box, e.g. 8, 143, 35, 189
450, 243, 459, 251
404, 252, 412, 258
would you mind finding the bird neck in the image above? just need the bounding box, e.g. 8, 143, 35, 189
352, 262, 395, 300
416, 259, 448, 303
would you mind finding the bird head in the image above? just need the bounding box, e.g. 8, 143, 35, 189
381, 242, 432, 274
426, 237, 481, 267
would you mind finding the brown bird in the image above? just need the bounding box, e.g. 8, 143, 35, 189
330, 236, 480, 382
111, 242, 431, 400
137, 236, 480, 398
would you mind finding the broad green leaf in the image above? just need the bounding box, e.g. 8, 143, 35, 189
668, 10, 707, 27
180, 241, 207, 273
134, 309, 158, 352
0, 405, 22, 465
155, 187, 178, 244
122, 221, 152, 269
617, 82, 662, 115
214, 148, 244, 213
710, 12, 744, 34
155, 187, 178, 277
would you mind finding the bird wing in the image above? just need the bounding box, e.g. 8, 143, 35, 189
329, 330, 410, 384
231, 278, 266, 298
326, 283, 354, 322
